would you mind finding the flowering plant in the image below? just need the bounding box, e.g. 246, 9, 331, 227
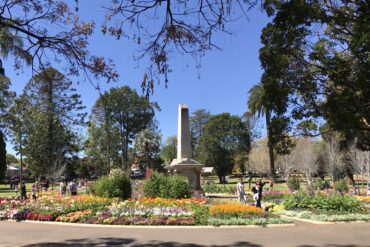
209, 204, 266, 219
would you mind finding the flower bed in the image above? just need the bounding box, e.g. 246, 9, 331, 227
283, 192, 363, 212
0, 195, 289, 226
209, 204, 266, 218
275, 193, 370, 222
356, 196, 370, 203
0, 194, 114, 221
278, 210, 370, 222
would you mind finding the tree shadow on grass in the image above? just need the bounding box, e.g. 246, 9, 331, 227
22, 238, 262, 247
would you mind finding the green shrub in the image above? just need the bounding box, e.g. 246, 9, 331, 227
144, 172, 192, 199
94, 174, 131, 200
143, 172, 168, 198
312, 179, 330, 190
168, 176, 192, 199
283, 192, 362, 212
287, 176, 300, 191
334, 179, 349, 193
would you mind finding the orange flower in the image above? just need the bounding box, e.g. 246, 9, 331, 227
209, 204, 265, 218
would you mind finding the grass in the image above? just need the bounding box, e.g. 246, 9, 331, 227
0, 183, 33, 197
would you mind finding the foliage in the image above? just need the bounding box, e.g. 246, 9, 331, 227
94, 174, 131, 200
134, 128, 162, 170
143, 172, 167, 198
283, 192, 362, 213
16, 68, 85, 178
6, 154, 18, 164
0, 1, 117, 82
260, 1, 370, 151
86, 86, 159, 170
104, 1, 256, 94
168, 176, 192, 199
279, 210, 370, 222
334, 179, 349, 193
312, 179, 330, 191
190, 109, 211, 160
208, 217, 291, 226
160, 136, 177, 165
248, 83, 275, 178
143, 172, 191, 199
203, 183, 236, 195
287, 177, 300, 191
0, 132, 5, 182
197, 113, 251, 183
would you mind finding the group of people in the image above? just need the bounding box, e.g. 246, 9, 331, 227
13, 178, 88, 201
236, 178, 273, 208
59, 178, 87, 197
15, 180, 46, 201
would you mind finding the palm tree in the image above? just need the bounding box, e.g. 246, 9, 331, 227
247, 83, 275, 178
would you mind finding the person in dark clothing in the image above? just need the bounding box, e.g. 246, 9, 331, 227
254, 179, 268, 208
248, 171, 253, 189
20, 182, 27, 201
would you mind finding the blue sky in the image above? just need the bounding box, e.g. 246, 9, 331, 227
3, 2, 270, 154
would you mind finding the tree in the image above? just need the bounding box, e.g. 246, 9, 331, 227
0, 131, 6, 182
134, 128, 162, 171
0, 1, 117, 82
348, 146, 370, 186
161, 135, 177, 165
198, 113, 250, 183
21, 67, 85, 177
6, 154, 18, 165
85, 120, 120, 175
324, 133, 344, 182
247, 83, 276, 178
0, 60, 15, 134
87, 86, 159, 170
0, 60, 14, 182
190, 109, 211, 159
295, 138, 318, 186
260, 1, 370, 151
249, 139, 270, 176
103, 1, 256, 94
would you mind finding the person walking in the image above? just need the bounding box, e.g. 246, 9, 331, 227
31, 183, 37, 200
269, 178, 274, 191
70, 179, 78, 196
60, 180, 67, 197
254, 179, 268, 208
236, 178, 246, 203
20, 182, 27, 201
248, 171, 253, 189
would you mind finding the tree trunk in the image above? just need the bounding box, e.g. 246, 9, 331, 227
265, 109, 275, 179
345, 163, 355, 186
47, 79, 54, 178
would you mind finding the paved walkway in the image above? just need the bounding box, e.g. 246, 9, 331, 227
1, 220, 370, 247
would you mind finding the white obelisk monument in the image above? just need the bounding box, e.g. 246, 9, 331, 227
167, 104, 204, 189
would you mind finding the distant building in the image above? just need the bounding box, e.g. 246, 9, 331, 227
6, 164, 20, 178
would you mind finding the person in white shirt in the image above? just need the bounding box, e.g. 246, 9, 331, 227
236, 178, 246, 203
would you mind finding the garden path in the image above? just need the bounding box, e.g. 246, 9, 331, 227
0, 220, 369, 246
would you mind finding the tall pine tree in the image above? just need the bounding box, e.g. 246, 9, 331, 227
21, 67, 86, 178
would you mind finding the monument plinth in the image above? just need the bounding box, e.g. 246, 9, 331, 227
167, 104, 204, 189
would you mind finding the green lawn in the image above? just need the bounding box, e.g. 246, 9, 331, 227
0, 183, 33, 197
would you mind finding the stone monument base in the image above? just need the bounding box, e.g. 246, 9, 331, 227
167, 158, 204, 190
